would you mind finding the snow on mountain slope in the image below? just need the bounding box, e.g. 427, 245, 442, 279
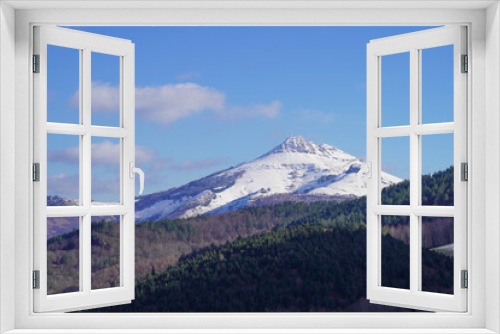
135, 136, 402, 221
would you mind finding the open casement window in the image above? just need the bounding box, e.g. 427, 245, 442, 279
33, 26, 141, 312
366, 26, 467, 312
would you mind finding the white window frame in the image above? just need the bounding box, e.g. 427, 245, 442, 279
366, 26, 468, 312
33, 26, 136, 313
0, 1, 499, 333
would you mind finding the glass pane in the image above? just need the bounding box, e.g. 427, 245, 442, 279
91, 216, 121, 290
381, 136, 409, 205
421, 216, 454, 294
381, 216, 410, 289
421, 45, 454, 124
47, 134, 80, 206
381, 52, 410, 127
91, 52, 121, 127
47, 217, 80, 295
421, 133, 454, 206
47, 45, 80, 124
91, 136, 121, 204
381, 215, 410, 289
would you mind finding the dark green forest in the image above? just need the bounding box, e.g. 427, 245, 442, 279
46, 166, 455, 311
380, 166, 454, 206
88, 225, 452, 312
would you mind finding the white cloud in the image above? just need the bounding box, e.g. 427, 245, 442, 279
149, 157, 172, 172
135, 146, 157, 165
48, 140, 156, 165
47, 173, 79, 197
169, 157, 228, 170
91, 139, 120, 165
69, 81, 120, 114
91, 176, 120, 195
176, 71, 201, 81
47, 173, 121, 198
71, 82, 282, 125
295, 109, 334, 122
136, 83, 225, 124
218, 101, 282, 121
48, 146, 79, 164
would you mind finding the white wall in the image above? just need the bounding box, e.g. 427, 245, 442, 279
0, 2, 16, 333
1, 4, 496, 332
486, 2, 500, 333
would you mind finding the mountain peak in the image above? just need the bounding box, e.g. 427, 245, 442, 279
284, 135, 308, 145
134, 135, 402, 221
281, 136, 315, 153
267, 136, 340, 157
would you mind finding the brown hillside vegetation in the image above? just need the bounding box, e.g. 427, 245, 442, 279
47, 200, 454, 295
47, 202, 328, 294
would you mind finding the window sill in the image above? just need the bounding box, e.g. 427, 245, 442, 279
3, 329, 498, 334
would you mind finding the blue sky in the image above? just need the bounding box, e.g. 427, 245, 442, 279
46, 26, 454, 201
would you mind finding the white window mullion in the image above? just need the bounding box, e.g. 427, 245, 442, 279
413, 123, 454, 135
121, 47, 135, 295
46, 123, 88, 136
372, 126, 411, 138
119, 42, 124, 284
376, 135, 382, 288
373, 205, 455, 217
90, 126, 130, 138
409, 47, 420, 294
373, 124, 454, 138
46, 124, 130, 137
81, 214, 91, 294
409, 214, 419, 293
119, 58, 124, 284
366, 44, 380, 299
82, 47, 92, 295
82, 48, 91, 208
78, 48, 85, 293
416, 48, 423, 209
377, 214, 382, 287
416, 48, 423, 293
78, 217, 84, 292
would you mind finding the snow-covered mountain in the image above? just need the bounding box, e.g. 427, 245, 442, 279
135, 136, 402, 221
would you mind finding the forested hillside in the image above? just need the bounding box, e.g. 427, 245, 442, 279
48, 201, 341, 294
380, 166, 453, 206
88, 225, 452, 312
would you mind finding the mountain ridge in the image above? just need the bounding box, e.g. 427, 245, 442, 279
46, 136, 403, 223
135, 136, 402, 220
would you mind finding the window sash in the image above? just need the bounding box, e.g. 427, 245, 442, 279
32, 25, 136, 313
366, 26, 468, 312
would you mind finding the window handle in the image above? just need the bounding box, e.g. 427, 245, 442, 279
129, 161, 145, 195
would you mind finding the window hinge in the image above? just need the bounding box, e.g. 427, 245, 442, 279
461, 54, 468, 73
33, 54, 40, 73
33, 163, 40, 182
461, 162, 468, 181
461, 270, 468, 289
33, 55, 40, 73
33, 270, 40, 289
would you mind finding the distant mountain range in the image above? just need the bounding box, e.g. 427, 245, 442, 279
134, 136, 401, 221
